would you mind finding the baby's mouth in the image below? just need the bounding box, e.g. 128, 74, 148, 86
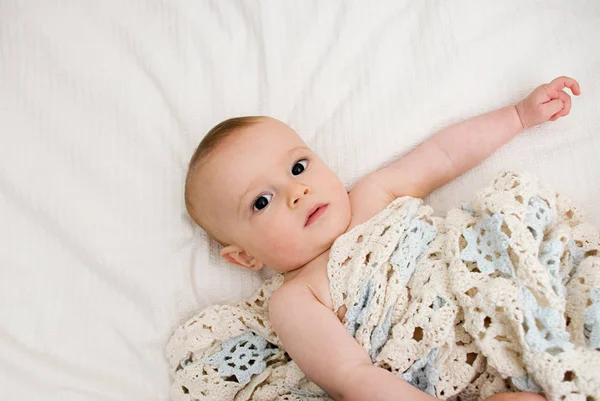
305, 203, 329, 227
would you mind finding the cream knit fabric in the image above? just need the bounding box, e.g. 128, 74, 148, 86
167, 172, 600, 401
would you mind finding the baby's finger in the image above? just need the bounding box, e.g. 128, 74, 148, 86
544, 98, 564, 120
533, 84, 551, 103
547, 76, 581, 96
556, 90, 571, 117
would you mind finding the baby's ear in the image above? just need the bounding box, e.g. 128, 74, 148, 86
220, 245, 264, 271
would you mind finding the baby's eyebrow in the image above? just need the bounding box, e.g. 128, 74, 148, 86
288, 145, 309, 154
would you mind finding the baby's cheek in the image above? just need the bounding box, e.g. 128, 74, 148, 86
264, 224, 299, 252
262, 225, 305, 266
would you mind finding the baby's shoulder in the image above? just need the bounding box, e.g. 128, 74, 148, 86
348, 174, 397, 229
268, 279, 316, 332
269, 258, 334, 325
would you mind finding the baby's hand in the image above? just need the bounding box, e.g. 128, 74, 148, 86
516, 76, 581, 129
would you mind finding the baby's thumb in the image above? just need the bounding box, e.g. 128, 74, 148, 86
543, 99, 564, 118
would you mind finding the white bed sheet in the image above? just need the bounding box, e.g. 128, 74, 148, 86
1, 1, 599, 400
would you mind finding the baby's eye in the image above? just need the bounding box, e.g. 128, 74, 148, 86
253, 193, 272, 212
291, 159, 308, 176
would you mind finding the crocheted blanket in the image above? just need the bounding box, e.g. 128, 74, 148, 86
166, 172, 600, 401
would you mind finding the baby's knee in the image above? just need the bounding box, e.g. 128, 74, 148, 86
485, 392, 546, 401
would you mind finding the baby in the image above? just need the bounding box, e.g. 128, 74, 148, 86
184, 76, 581, 401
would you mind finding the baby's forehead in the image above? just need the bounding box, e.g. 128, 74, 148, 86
215, 120, 306, 159
202, 123, 307, 194
234, 117, 301, 142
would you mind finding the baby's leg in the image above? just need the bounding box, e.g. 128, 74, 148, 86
485, 393, 546, 401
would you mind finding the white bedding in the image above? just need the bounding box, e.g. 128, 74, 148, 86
1, 1, 599, 400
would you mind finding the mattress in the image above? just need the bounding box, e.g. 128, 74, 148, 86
1, 1, 599, 400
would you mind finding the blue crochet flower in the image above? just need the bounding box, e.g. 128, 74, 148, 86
525, 197, 554, 243
345, 280, 375, 337
520, 287, 573, 354
399, 348, 440, 396
584, 289, 600, 349
511, 375, 542, 393
461, 203, 476, 216
460, 213, 513, 276
204, 332, 277, 385
369, 307, 393, 361
539, 238, 566, 297
390, 218, 436, 285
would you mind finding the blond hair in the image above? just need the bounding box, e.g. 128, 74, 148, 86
184, 116, 263, 242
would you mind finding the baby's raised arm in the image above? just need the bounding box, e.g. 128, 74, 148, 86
364, 76, 580, 200
269, 284, 438, 401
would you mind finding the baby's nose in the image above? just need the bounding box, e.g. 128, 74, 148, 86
288, 184, 310, 208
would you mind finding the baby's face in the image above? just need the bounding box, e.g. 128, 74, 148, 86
200, 118, 351, 272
